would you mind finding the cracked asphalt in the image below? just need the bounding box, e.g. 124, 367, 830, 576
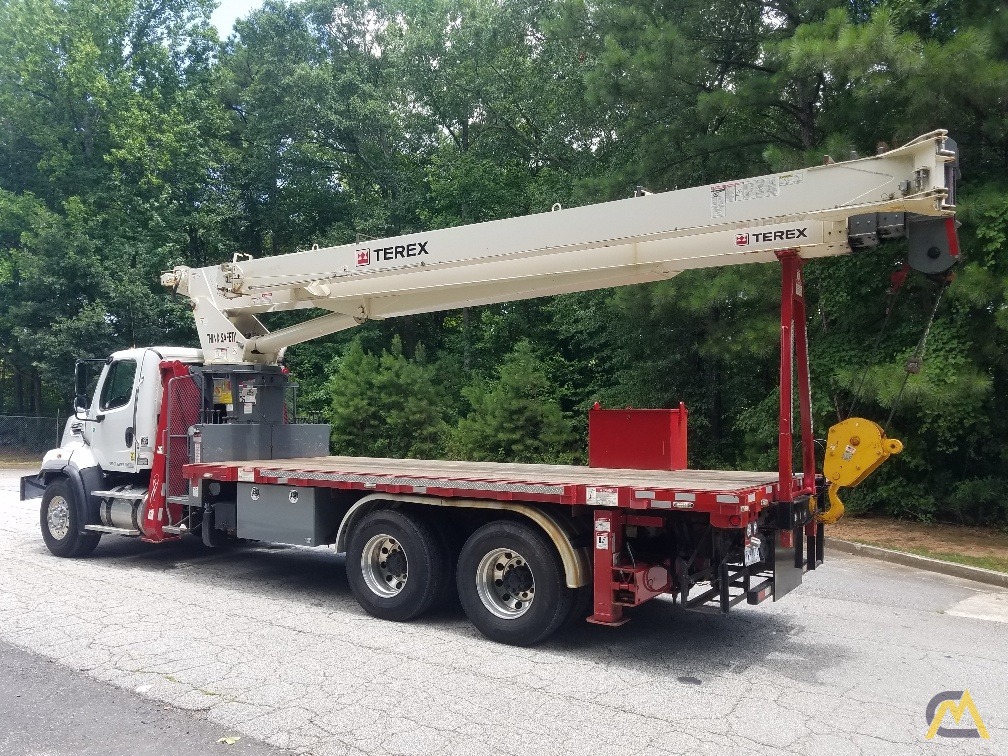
2, 468, 1006, 755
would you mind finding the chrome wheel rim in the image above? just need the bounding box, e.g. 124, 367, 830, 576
47, 496, 71, 541
361, 534, 408, 598
476, 548, 535, 619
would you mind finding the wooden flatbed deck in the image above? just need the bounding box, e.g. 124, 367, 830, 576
243, 456, 778, 490
187, 455, 783, 512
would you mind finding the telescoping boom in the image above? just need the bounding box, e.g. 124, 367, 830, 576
163, 131, 959, 366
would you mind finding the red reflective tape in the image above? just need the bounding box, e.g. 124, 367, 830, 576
944, 217, 960, 258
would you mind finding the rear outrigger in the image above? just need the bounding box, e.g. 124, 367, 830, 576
22, 132, 960, 645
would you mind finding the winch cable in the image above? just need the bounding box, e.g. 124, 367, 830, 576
883, 275, 952, 433
845, 266, 909, 419
816, 271, 953, 525
810, 280, 844, 423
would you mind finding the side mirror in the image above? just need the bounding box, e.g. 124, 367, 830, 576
74, 360, 93, 419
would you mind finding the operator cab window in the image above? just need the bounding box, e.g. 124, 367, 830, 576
99, 359, 137, 411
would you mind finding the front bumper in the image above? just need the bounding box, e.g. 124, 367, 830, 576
20, 473, 45, 501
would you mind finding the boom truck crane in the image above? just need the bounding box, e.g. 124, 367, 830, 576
21, 131, 960, 646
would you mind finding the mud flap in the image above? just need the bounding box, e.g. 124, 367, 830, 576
201, 503, 217, 547
770, 529, 804, 601
20, 473, 46, 500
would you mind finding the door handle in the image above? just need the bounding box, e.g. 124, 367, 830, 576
125, 427, 134, 447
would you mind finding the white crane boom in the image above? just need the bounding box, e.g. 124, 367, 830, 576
162, 131, 958, 365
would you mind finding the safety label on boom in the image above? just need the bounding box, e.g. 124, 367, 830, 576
711, 175, 781, 219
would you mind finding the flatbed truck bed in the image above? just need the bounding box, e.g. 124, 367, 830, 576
175, 452, 819, 643
186, 455, 782, 513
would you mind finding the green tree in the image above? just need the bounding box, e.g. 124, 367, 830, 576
328, 337, 449, 458
450, 340, 576, 463
0, 0, 220, 412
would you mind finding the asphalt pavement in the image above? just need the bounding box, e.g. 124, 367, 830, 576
0, 638, 286, 755
2, 467, 1005, 755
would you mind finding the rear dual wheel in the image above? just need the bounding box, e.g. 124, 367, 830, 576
457, 521, 574, 646
346, 510, 582, 646
346, 508, 452, 622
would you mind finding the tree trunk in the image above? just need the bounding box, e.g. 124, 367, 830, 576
13, 369, 24, 415
710, 362, 721, 446
462, 307, 472, 372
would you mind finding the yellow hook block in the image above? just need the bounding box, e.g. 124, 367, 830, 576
820, 417, 903, 524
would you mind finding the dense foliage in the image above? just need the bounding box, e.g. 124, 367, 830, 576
1, 0, 1005, 524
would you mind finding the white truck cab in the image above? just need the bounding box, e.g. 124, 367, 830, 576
76, 347, 203, 474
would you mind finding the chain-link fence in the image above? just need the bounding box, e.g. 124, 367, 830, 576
0, 415, 62, 456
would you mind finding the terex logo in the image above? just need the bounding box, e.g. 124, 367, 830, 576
356, 241, 430, 265
735, 227, 808, 247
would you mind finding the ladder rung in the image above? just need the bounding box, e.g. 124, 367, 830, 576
85, 525, 141, 536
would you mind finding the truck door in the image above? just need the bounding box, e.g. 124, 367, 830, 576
89, 357, 141, 473
131, 349, 166, 470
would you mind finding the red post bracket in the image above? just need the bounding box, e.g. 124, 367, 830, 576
586, 509, 630, 627
775, 250, 816, 503
141, 360, 194, 543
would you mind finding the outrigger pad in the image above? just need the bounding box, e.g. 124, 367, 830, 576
908, 215, 960, 274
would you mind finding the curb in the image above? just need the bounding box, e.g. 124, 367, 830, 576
828, 539, 1008, 589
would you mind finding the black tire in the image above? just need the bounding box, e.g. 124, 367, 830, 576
430, 518, 464, 609
346, 508, 448, 622
563, 585, 593, 629
40, 479, 101, 558
456, 520, 573, 646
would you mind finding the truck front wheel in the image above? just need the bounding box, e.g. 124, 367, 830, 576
346, 508, 450, 622
40, 479, 100, 558
457, 520, 573, 646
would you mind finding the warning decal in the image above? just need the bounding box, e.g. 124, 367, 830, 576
586, 487, 619, 507
711, 175, 781, 219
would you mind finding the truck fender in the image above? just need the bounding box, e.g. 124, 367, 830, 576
36, 462, 103, 535
19, 452, 62, 500
335, 494, 591, 589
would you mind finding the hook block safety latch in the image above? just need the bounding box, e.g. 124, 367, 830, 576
820, 417, 903, 524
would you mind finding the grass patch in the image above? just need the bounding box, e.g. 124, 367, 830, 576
898, 546, 1008, 575
0, 454, 40, 467
832, 516, 1008, 576
843, 536, 1008, 574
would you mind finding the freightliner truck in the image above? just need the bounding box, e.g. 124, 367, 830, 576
21, 132, 960, 645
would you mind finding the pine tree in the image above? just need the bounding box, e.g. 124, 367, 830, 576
450, 341, 576, 463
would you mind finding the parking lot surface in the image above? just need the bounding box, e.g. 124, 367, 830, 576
0, 637, 285, 755
2, 468, 1005, 754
